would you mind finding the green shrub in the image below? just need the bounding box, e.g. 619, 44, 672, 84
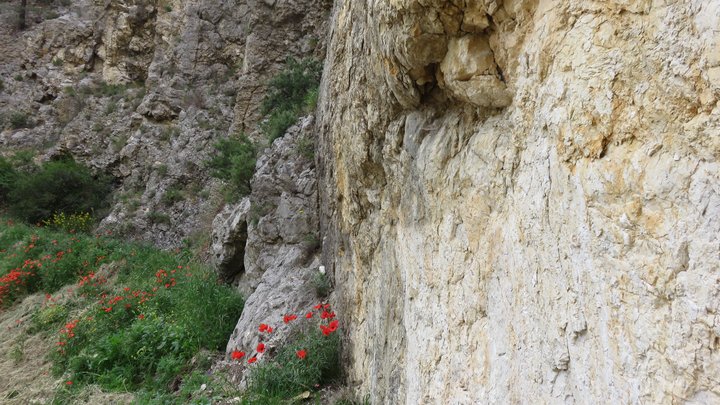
0, 156, 17, 203
261, 58, 321, 142
261, 109, 297, 143
147, 211, 171, 225
6, 156, 113, 224
312, 272, 330, 298
205, 135, 257, 201
9, 111, 30, 129
161, 187, 184, 206
296, 135, 315, 160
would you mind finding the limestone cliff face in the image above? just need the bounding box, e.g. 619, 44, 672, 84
317, 1, 720, 403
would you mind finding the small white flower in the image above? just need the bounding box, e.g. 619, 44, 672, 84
318, 265, 325, 275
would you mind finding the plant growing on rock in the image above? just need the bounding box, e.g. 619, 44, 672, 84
205, 135, 257, 201
261, 58, 322, 142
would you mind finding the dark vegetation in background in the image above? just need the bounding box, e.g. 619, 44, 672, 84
0, 154, 113, 224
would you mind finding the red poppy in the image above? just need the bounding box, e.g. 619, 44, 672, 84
283, 314, 297, 324
313, 304, 322, 310
248, 356, 257, 364
259, 323, 269, 332
138, 314, 145, 320
328, 319, 339, 332
296, 349, 307, 360
231, 350, 245, 360
305, 312, 313, 319
257, 342, 265, 353
266, 326, 273, 333
65, 381, 73, 386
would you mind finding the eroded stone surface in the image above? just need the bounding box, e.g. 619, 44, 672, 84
225, 116, 322, 361
318, 0, 720, 403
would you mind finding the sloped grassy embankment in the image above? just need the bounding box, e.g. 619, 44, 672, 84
0, 218, 244, 403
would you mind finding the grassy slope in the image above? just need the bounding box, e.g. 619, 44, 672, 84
0, 218, 243, 403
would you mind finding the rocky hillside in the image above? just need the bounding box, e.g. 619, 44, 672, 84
0, 0, 331, 248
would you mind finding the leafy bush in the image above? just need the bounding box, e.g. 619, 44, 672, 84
161, 187, 184, 206
0, 156, 17, 203
5, 156, 113, 224
147, 211, 171, 225
9, 111, 30, 129
261, 58, 321, 142
205, 135, 257, 201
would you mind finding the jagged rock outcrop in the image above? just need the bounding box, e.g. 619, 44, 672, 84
224, 116, 322, 361
317, 0, 720, 403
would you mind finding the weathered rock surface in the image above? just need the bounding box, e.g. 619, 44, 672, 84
0, 0, 331, 248
211, 198, 251, 282
318, 0, 720, 403
224, 116, 322, 360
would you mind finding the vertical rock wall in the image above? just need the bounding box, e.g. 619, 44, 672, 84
317, 1, 720, 403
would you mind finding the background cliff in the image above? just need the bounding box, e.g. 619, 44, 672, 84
0, 0, 331, 248
317, 0, 720, 403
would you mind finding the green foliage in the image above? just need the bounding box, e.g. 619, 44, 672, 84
30, 304, 70, 334
9, 111, 30, 129
0, 219, 244, 397
295, 135, 315, 160
261, 58, 321, 142
4, 156, 113, 224
148, 211, 171, 225
162, 187, 184, 206
245, 327, 340, 403
0, 156, 17, 204
312, 272, 330, 298
42, 212, 93, 233
78, 82, 128, 98
205, 135, 257, 201
57, 266, 243, 393
261, 109, 297, 143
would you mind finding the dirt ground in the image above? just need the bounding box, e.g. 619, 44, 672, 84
0, 289, 135, 404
